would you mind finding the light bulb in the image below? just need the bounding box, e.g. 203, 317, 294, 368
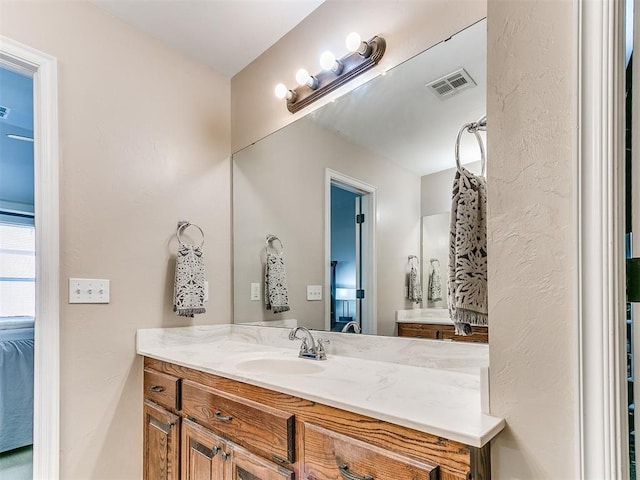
295, 68, 318, 89
296, 68, 310, 86
274, 83, 288, 99
319, 50, 344, 75
345, 32, 362, 52
320, 51, 336, 70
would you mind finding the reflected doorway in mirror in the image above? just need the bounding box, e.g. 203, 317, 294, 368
325, 169, 376, 335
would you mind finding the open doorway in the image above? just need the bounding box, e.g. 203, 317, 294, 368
325, 170, 376, 334
0, 37, 60, 479
0, 64, 34, 479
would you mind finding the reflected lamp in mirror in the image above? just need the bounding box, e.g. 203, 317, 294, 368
274, 32, 386, 114
335, 288, 356, 321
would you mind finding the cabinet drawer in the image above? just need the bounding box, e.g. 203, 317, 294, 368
144, 369, 181, 411
181, 379, 295, 463
303, 423, 439, 480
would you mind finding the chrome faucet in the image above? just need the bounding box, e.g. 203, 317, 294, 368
288, 326, 329, 360
341, 321, 361, 334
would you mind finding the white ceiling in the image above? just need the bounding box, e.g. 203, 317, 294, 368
90, 0, 325, 77
309, 20, 487, 176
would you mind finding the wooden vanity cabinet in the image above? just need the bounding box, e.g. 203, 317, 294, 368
398, 323, 489, 343
143, 357, 492, 480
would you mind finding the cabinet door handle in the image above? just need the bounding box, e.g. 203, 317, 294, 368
214, 411, 233, 422
339, 464, 374, 480
150, 385, 165, 393
221, 451, 230, 461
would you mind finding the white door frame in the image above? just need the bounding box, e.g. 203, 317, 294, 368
0, 36, 60, 479
325, 169, 377, 334
576, 0, 627, 478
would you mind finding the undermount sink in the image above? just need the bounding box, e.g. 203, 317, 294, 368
235, 357, 325, 375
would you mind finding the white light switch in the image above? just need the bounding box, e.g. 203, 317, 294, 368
307, 285, 322, 301
251, 283, 261, 301
204, 281, 209, 302
69, 278, 110, 304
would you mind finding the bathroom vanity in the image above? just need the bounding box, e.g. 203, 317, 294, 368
138, 325, 503, 480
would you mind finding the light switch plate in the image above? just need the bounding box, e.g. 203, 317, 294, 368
69, 278, 110, 304
251, 283, 261, 301
307, 285, 322, 301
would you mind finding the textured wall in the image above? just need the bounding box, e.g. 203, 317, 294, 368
0, 1, 231, 478
486, 1, 577, 478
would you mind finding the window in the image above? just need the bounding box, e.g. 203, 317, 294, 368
0, 223, 35, 318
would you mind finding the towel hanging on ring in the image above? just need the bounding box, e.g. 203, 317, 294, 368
264, 235, 290, 314
448, 166, 488, 335
408, 256, 422, 304
173, 221, 206, 317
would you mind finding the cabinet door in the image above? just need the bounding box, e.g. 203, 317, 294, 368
182, 419, 228, 480
144, 400, 180, 480
229, 443, 294, 480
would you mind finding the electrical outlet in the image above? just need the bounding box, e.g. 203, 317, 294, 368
251, 282, 261, 301
307, 285, 322, 301
69, 278, 110, 304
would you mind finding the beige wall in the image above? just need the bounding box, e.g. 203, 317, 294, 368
487, 1, 577, 478
233, 118, 420, 336
0, 1, 231, 478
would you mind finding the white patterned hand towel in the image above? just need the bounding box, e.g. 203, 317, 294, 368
408, 262, 423, 304
265, 252, 290, 314
173, 245, 206, 317
448, 166, 488, 335
428, 258, 443, 302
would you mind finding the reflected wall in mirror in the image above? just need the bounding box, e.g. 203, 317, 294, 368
233, 19, 487, 337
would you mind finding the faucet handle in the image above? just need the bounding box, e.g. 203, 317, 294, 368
317, 338, 330, 351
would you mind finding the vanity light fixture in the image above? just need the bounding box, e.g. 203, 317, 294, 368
274, 31, 386, 113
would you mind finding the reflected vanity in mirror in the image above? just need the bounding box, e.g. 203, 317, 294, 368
233, 19, 487, 340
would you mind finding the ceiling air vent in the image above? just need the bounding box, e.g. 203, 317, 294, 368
0, 105, 10, 119
426, 68, 476, 100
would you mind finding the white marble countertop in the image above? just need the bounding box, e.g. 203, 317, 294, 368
137, 325, 504, 448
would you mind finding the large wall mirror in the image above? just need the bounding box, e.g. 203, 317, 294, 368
233, 18, 486, 338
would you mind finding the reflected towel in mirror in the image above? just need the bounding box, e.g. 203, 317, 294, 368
265, 252, 290, 313
408, 261, 423, 304
428, 258, 443, 302
448, 166, 488, 335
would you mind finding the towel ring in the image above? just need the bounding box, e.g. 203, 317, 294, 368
176, 221, 205, 248
266, 234, 284, 254
455, 115, 487, 176
408, 255, 419, 266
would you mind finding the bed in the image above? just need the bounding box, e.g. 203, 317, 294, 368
0, 317, 34, 453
